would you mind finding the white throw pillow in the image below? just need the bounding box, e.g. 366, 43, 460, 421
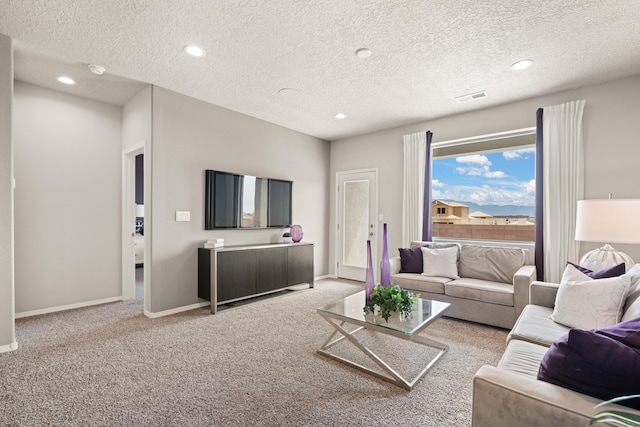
621, 263, 640, 322
550, 264, 630, 329
421, 246, 459, 279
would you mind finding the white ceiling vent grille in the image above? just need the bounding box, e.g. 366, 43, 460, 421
455, 91, 488, 103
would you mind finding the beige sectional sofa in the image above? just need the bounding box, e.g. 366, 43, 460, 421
472, 276, 640, 426
390, 241, 537, 329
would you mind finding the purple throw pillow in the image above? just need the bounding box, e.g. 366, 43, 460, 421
398, 247, 422, 273
598, 316, 640, 349
566, 261, 625, 279
538, 318, 640, 410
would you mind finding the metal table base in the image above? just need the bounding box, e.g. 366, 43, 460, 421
317, 315, 449, 391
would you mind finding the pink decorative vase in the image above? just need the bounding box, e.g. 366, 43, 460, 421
365, 240, 374, 301
381, 223, 391, 286
290, 225, 303, 243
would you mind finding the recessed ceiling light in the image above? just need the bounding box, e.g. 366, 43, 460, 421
184, 45, 206, 57
511, 59, 534, 71
88, 64, 105, 75
335, 113, 346, 119
355, 48, 371, 59
57, 76, 76, 85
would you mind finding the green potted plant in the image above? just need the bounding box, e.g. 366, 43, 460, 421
363, 284, 419, 322
282, 231, 292, 243
590, 395, 640, 426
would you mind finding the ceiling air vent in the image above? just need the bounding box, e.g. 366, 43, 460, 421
455, 91, 488, 104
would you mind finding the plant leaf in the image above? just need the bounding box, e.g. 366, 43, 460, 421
590, 411, 640, 426
595, 396, 640, 410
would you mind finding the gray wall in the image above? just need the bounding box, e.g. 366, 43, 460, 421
0, 34, 15, 350
330, 74, 640, 276
122, 85, 152, 151
13, 82, 123, 313
148, 87, 330, 313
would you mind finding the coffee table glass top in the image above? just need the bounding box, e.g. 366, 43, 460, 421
317, 290, 450, 335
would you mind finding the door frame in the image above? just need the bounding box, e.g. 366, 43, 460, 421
121, 142, 145, 303
335, 168, 379, 282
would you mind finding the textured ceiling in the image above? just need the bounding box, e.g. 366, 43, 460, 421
2, 0, 640, 141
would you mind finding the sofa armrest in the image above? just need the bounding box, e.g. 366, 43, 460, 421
390, 256, 401, 275
513, 265, 537, 320
530, 281, 559, 308
473, 365, 604, 427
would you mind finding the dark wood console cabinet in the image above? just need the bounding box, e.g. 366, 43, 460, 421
198, 242, 314, 314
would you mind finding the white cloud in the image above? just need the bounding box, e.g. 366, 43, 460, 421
503, 148, 536, 160
485, 171, 506, 178
432, 179, 445, 188
432, 179, 535, 206
457, 154, 491, 167
455, 154, 506, 179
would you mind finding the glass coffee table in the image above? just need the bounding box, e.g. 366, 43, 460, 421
317, 290, 450, 390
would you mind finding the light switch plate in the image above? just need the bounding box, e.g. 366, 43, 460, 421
176, 211, 190, 222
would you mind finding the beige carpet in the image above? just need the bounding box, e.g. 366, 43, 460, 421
1, 279, 507, 426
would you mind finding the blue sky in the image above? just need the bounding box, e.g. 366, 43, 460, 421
432, 148, 535, 207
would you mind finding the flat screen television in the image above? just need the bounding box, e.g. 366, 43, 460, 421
205, 170, 292, 229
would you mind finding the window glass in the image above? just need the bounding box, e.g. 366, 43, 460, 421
431, 130, 536, 242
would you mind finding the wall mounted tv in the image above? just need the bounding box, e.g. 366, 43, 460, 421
205, 170, 292, 230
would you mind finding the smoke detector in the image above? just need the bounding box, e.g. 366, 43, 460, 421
355, 48, 372, 59
88, 64, 106, 75
455, 91, 488, 103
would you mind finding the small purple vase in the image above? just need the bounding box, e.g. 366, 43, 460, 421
365, 240, 375, 301
290, 225, 303, 243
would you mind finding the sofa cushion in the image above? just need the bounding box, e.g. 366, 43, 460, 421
421, 246, 460, 279
550, 264, 630, 329
566, 261, 626, 279
398, 247, 422, 273
409, 241, 461, 252
508, 304, 569, 347
445, 278, 514, 307
458, 245, 525, 284
390, 274, 447, 294
538, 317, 640, 410
498, 339, 549, 378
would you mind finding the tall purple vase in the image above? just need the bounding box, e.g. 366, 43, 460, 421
381, 223, 391, 286
365, 240, 375, 301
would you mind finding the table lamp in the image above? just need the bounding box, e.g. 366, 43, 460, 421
575, 199, 640, 272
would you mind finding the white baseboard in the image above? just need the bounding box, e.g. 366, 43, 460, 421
315, 274, 333, 280
0, 341, 18, 353
15, 296, 124, 319
144, 301, 210, 318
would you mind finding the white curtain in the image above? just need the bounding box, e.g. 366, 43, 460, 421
402, 132, 426, 246
542, 100, 586, 282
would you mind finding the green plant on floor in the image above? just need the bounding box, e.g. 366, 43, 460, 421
590, 395, 640, 426
363, 285, 419, 322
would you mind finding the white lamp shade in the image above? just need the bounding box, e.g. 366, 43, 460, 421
136, 204, 144, 218
575, 199, 640, 244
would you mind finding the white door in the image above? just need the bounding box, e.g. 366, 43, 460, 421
337, 170, 377, 281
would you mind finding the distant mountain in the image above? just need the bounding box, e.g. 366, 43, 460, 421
444, 200, 535, 217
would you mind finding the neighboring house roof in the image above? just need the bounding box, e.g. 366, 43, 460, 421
433, 200, 469, 208
470, 211, 493, 218
439, 214, 462, 220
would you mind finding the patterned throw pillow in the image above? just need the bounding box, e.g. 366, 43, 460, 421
549, 263, 630, 329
